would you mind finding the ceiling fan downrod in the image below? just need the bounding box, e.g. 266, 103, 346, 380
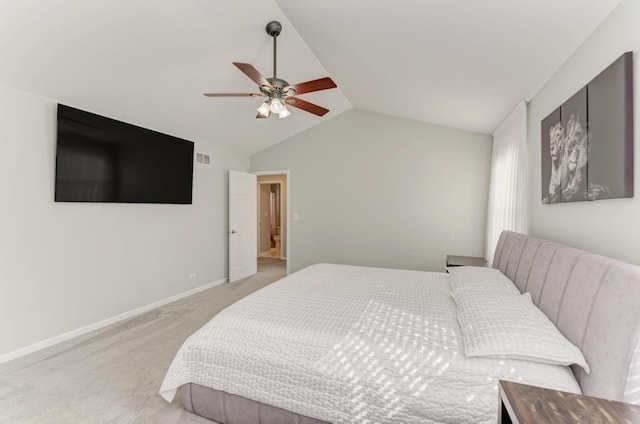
266, 21, 282, 79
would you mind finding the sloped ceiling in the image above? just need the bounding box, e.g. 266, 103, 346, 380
0, 0, 620, 155
276, 0, 621, 134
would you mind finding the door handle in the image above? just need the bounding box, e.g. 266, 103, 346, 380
230, 230, 238, 234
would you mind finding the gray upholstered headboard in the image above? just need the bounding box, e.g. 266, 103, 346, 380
492, 231, 640, 404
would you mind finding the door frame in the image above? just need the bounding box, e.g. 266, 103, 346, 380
253, 170, 290, 276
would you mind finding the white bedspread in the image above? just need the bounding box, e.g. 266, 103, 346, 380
160, 264, 581, 423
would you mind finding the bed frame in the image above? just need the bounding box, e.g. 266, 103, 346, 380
178, 231, 640, 423
178, 383, 327, 424
492, 231, 640, 404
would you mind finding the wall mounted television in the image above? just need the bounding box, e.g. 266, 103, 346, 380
55, 104, 194, 204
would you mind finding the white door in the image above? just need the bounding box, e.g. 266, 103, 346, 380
228, 170, 257, 283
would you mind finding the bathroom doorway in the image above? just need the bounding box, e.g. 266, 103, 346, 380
255, 172, 289, 275
258, 182, 281, 258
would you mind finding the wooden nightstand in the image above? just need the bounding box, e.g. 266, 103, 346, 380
499, 380, 640, 424
445, 255, 488, 268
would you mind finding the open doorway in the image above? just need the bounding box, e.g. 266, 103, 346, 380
258, 183, 282, 258
255, 172, 289, 275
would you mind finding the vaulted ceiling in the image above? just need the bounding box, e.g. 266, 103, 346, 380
0, 0, 621, 155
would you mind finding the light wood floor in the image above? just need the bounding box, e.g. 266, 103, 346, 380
0, 258, 286, 424
259, 247, 281, 259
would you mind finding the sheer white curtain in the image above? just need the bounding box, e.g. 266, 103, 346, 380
485, 101, 528, 264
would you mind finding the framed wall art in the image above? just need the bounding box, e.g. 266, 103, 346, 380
541, 51, 633, 204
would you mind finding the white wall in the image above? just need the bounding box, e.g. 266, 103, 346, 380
528, 0, 640, 264
0, 83, 249, 357
251, 109, 493, 272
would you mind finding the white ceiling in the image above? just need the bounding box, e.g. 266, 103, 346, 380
276, 0, 621, 134
0, 0, 621, 155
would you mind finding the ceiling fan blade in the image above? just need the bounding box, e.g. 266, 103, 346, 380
233, 62, 273, 89
203, 93, 263, 97
285, 97, 329, 117
286, 77, 337, 96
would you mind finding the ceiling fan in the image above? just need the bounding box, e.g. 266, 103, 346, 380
203, 21, 338, 119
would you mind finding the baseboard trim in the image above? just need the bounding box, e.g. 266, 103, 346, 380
0, 277, 228, 365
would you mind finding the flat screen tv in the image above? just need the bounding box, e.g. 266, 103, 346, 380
55, 104, 194, 204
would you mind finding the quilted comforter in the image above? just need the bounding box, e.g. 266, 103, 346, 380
160, 263, 580, 423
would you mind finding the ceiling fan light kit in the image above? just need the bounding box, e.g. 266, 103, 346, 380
204, 21, 338, 119
278, 106, 291, 119
257, 101, 271, 118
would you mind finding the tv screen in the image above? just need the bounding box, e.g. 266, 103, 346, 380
55, 104, 194, 204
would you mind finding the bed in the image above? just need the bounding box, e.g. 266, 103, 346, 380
160, 231, 640, 423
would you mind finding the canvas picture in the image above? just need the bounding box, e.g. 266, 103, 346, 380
541, 51, 633, 204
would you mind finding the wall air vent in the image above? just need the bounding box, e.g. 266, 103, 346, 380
196, 152, 211, 165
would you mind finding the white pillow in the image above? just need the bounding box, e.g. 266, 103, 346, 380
453, 290, 590, 373
448, 266, 520, 295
